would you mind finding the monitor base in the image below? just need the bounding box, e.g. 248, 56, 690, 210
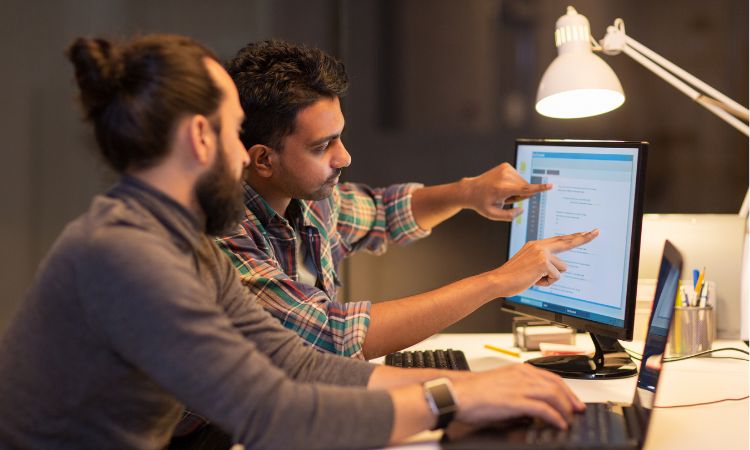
526, 334, 637, 379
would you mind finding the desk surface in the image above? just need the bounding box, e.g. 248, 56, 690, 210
376, 333, 749, 450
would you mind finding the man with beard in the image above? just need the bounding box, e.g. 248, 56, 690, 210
0, 33, 590, 449
219, 40, 599, 360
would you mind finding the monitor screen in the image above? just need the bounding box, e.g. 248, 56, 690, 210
503, 139, 647, 340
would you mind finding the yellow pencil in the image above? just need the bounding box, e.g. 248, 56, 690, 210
675, 280, 683, 307
484, 344, 521, 358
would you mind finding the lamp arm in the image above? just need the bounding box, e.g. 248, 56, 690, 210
623, 34, 749, 117
621, 43, 750, 136
699, 96, 749, 122
598, 19, 749, 137
619, 41, 750, 217
598, 19, 749, 217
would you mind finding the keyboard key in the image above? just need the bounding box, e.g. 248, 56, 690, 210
524, 403, 615, 446
434, 350, 448, 368
424, 350, 436, 368
413, 351, 425, 368
384, 349, 470, 371
403, 351, 414, 367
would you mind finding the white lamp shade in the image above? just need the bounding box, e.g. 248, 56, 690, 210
536, 51, 625, 119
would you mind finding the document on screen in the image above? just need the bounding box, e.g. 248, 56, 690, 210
508, 146, 639, 326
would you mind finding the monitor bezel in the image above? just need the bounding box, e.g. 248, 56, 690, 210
501, 138, 648, 341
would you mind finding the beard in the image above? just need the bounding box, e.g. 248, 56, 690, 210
195, 143, 246, 236
306, 169, 341, 200
277, 162, 342, 201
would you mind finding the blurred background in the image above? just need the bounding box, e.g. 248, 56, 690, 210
1, 0, 747, 334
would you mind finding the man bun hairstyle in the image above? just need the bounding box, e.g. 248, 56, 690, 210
66, 34, 223, 172
226, 39, 349, 150
66, 38, 125, 115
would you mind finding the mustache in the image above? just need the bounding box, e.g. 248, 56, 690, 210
327, 169, 343, 183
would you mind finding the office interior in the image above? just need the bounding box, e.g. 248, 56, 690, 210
1, 0, 747, 337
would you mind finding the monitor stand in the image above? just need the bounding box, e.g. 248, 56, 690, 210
526, 334, 637, 379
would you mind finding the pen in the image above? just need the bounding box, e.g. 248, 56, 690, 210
681, 286, 690, 307
484, 344, 521, 358
693, 267, 705, 307
698, 282, 707, 307
692, 269, 700, 289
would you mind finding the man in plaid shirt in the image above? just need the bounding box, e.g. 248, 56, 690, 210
217, 40, 597, 360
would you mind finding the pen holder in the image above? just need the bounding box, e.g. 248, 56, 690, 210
668, 305, 715, 357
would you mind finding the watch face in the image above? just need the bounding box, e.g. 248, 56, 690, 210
429, 383, 455, 411
425, 378, 457, 429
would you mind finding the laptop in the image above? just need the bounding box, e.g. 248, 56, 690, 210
442, 240, 683, 450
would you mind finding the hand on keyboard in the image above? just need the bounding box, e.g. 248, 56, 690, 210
450, 363, 585, 430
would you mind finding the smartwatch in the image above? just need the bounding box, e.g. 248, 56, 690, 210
423, 377, 458, 430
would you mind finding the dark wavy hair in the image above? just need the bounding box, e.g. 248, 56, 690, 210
225, 39, 348, 151
66, 34, 222, 172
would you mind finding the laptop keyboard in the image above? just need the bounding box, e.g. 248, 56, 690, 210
384, 349, 470, 371
526, 402, 622, 445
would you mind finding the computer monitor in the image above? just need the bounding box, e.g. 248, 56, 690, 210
502, 139, 647, 379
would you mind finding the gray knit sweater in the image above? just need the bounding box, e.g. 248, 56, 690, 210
0, 177, 393, 450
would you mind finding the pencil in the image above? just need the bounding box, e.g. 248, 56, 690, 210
693, 267, 705, 306
484, 344, 521, 358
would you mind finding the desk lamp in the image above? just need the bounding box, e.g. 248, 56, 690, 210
535, 6, 749, 215
535, 6, 750, 342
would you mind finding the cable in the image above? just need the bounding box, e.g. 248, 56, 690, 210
664, 347, 749, 362
623, 347, 749, 362
668, 355, 749, 362
621, 347, 749, 408
654, 396, 749, 408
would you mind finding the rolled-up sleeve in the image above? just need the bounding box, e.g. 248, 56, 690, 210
334, 182, 431, 255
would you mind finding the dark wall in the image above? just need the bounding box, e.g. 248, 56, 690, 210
1, 0, 747, 334
340, 0, 748, 332
0, 0, 340, 331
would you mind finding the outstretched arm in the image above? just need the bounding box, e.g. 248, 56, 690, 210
410, 162, 552, 231
361, 230, 599, 359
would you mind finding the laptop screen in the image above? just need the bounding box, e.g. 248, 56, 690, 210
635, 240, 682, 412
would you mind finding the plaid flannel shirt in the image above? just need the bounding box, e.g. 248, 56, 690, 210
215, 181, 430, 359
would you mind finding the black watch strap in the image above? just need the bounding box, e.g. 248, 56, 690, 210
423, 377, 458, 430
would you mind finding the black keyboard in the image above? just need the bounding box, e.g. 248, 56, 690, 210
525, 402, 629, 446
384, 349, 470, 371
441, 402, 634, 449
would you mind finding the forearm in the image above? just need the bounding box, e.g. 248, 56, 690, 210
409, 179, 470, 231
368, 365, 472, 389
362, 271, 501, 359
388, 384, 437, 444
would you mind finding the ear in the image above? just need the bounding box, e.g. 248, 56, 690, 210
247, 144, 277, 178
187, 115, 216, 167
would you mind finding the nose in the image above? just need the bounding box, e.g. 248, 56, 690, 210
332, 141, 351, 169
241, 148, 250, 167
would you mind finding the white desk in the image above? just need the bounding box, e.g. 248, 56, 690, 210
377, 333, 749, 450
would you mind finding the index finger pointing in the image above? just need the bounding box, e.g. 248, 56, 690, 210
520, 182, 553, 195
547, 229, 599, 253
